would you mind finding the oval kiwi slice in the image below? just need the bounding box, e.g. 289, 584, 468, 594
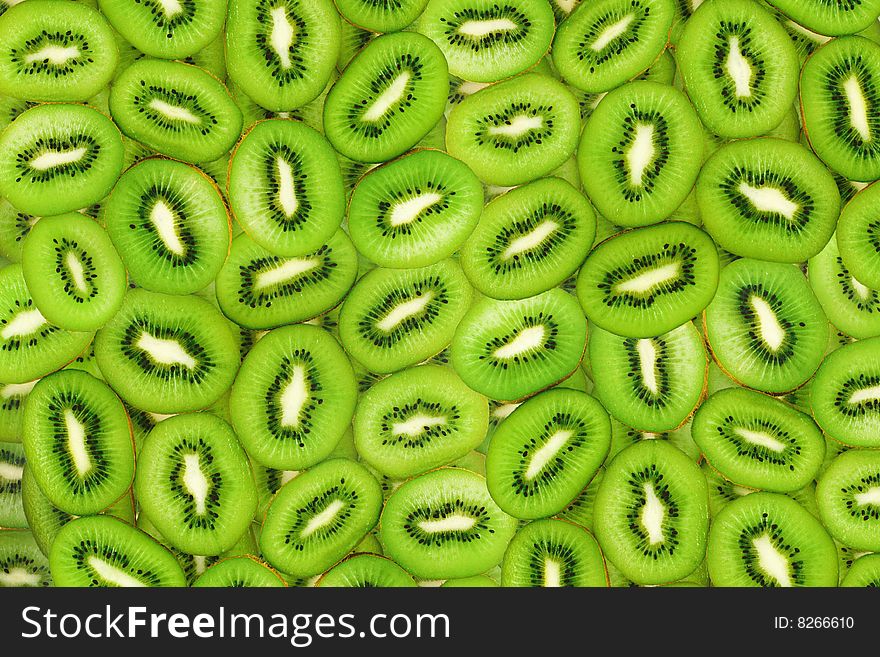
676, 0, 799, 139
49, 515, 187, 587
0, 529, 52, 587
193, 555, 286, 587
260, 458, 382, 577
692, 387, 826, 493
324, 31, 448, 163
0, 441, 25, 528
0, 103, 124, 217
110, 58, 243, 163
380, 467, 518, 579
817, 450, 880, 552
347, 149, 483, 269
339, 258, 472, 374
95, 289, 239, 413
707, 491, 838, 587
0, 379, 35, 443
841, 553, 880, 587
230, 324, 358, 470
460, 177, 596, 300
837, 181, 880, 289
104, 157, 231, 296
486, 388, 611, 520
696, 138, 841, 263
0, 0, 118, 102
703, 258, 827, 393
767, 0, 880, 37
501, 518, 608, 587
354, 364, 488, 479
316, 553, 417, 587
451, 288, 587, 402
577, 221, 720, 338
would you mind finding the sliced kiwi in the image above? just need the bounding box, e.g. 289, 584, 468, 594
0, 529, 52, 587
841, 553, 880, 587
194, 555, 287, 587
347, 149, 483, 269
354, 364, 488, 479
816, 450, 880, 552
230, 324, 357, 470
703, 258, 827, 393
577, 221, 720, 338
316, 553, 417, 587
0, 441, 25, 528
379, 467, 517, 579
707, 491, 838, 587
837, 181, 880, 289
260, 458, 382, 577
555, 467, 603, 530
95, 289, 239, 413
766, 0, 880, 36
451, 288, 587, 402
110, 58, 243, 163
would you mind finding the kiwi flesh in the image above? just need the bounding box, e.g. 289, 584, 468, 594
193, 555, 287, 587
766, 0, 880, 36
316, 553, 417, 587
836, 181, 880, 289
816, 450, 880, 552
841, 553, 880, 587
0, 441, 26, 528
0, 529, 52, 587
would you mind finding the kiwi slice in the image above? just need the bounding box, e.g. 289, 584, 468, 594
230, 324, 358, 470
0, 441, 25, 528
577, 221, 719, 339
21, 464, 73, 555
446, 73, 580, 187
451, 288, 587, 402
316, 553, 417, 587
841, 553, 880, 587
696, 138, 840, 263
354, 364, 488, 479
50, 515, 186, 587
837, 181, 880, 289
676, 0, 799, 138
552, 0, 674, 94
808, 232, 880, 339
104, 157, 231, 296
767, 0, 880, 36
0, 379, 36, 443
707, 492, 838, 587
460, 178, 595, 300
703, 258, 827, 393
501, 518, 607, 587
260, 458, 382, 577
0, 265, 93, 385
95, 289, 239, 413
21, 213, 126, 333
336, 0, 427, 33
594, 440, 709, 584
0, 103, 124, 217
347, 149, 483, 269
418, 0, 555, 83
193, 555, 286, 587
441, 574, 498, 587
0, 0, 118, 101
555, 467, 603, 530
379, 467, 518, 579
816, 450, 880, 552
486, 388, 611, 520
110, 58, 243, 163
135, 413, 257, 556
590, 322, 706, 433
693, 387, 825, 493
99, 0, 226, 59
800, 36, 880, 181
339, 258, 472, 374
0, 529, 52, 587
578, 82, 703, 228
226, 0, 341, 112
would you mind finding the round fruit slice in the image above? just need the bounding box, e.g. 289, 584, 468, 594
841, 554, 880, 587
817, 450, 880, 552
767, 0, 880, 37
193, 555, 286, 587
0, 529, 52, 587
0, 442, 25, 528
316, 554, 417, 587
837, 181, 880, 289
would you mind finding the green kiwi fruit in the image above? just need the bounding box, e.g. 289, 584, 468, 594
316, 553, 417, 587
347, 149, 483, 269
0, 265, 93, 385
193, 555, 287, 587
486, 388, 611, 520
696, 138, 840, 263
226, 0, 341, 112
50, 514, 187, 587
707, 491, 838, 587
594, 439, 709, 585
837, 181, 880, 289
110, 58, 243, 163
451, 288, 587, 402
577, 221, 720, 338
0, 0, 118, 101
589, 321, 707, 433
841, 553, 880, 587
766, 0, 880, 36
230, 324, 358, 470
501, 518, 607, 587
0, 441, 25, 528
816, 450, 880, 552
440, 573, 498, 587
0, 380, 37, 443
324, 31, 449, 163
552, 0, 675, 94
104, 157, 231, 296
0, 103, 124, 217
703, 258, 827, 393
608, 415, 701, 462
337, 0, 428, 33
95, 288, 239, 413
0, 529, 52, 587
460, 177, 596, 300
354, 364, 488, 479
555, 467, 603, 530
418, 0, 555, 83
379, 467, 518, 579
260, 458, 382, 577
